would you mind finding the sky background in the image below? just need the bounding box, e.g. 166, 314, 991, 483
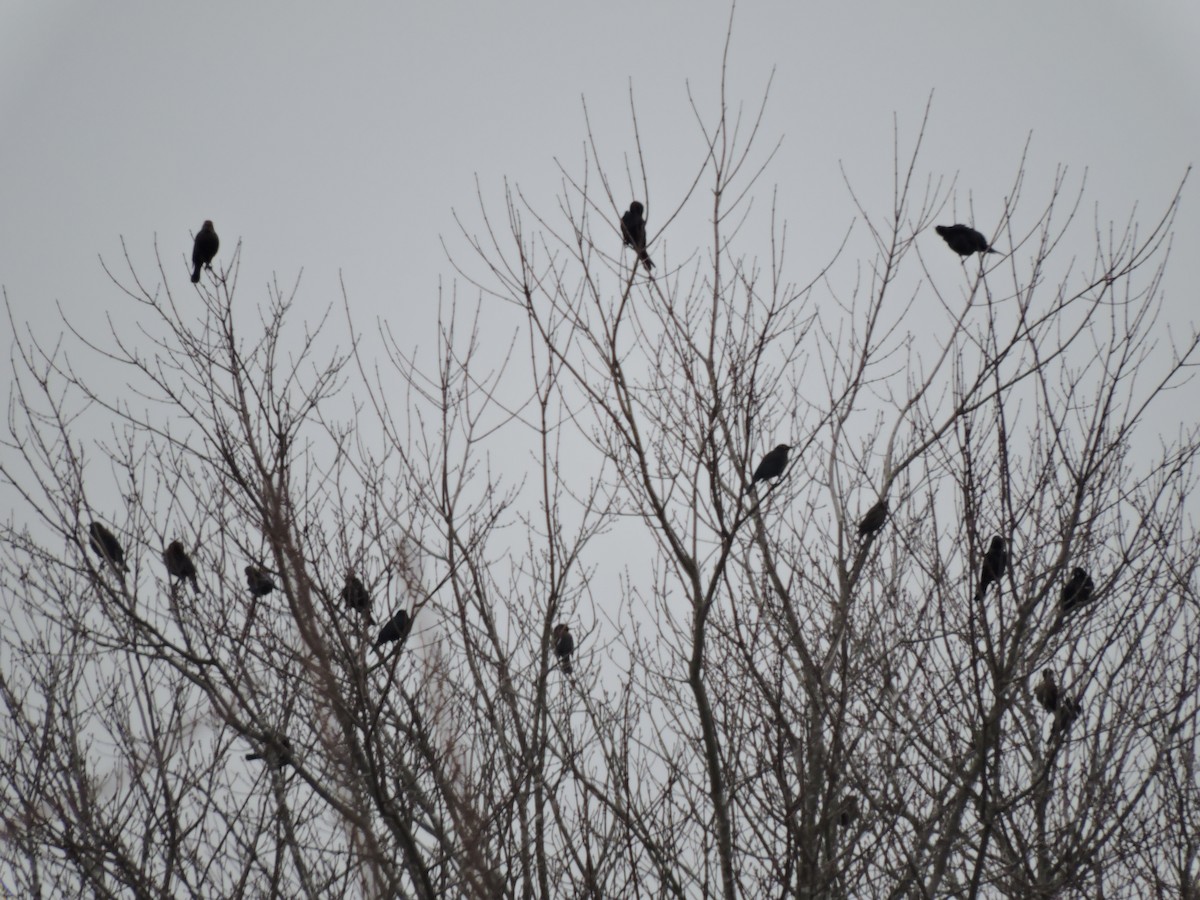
1, 1, 1198, 524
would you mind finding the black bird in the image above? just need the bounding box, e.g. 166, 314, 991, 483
191, 220, 219, 283
1034, 669, 1059, 713
246, 734, 292, 769
374, 608, 412, 650
975, 535, 1007, 601
1051, 695, 1083, 740
837, 794, 859, 828
163, 540, 199, 594
620, 201, 655, 272
553, 623, 575, 674
935, 224, 997, 258
857, 499, 889, 537
88, 522, 128, 573
341, 572, 374, 623
750, 444, 791, 487
1058, 567, 1096, 622
245, 565, 276, 598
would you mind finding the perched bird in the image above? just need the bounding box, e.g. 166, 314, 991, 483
620, 201, 655, 272
750, 444, 791, 487
191, 220, 219, 283
88, 522, 128, 573
245, 565, 276, 598
975, 536, 1007, 601
1034, 669, 1059, 713
374, 608, 412, 650
1058, 567, 1096, 622
857, 499, 889, 537
837, 794, 859, 828
553, 623, 575, 674
341, 573, 374, 623
246, 734, 292, 769
1051, 695, 1083, 740
163, 540, 199, 594
935, 224, 997, 258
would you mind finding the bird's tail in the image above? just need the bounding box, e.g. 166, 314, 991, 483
190, 576, 200, 596
986, 248, 1000, 255
191, 263, 202, 283
561, 659, 573, 675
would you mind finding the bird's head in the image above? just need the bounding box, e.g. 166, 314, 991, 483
1071, 566, 1087, 579
1042, 669, 1056, 682
990, 536, 1005, 550
202, 220, 214, 231
628, 201, 644, 216
935, 225, 949, 237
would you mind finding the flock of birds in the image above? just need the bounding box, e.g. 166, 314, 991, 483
75, 213, 1048, 767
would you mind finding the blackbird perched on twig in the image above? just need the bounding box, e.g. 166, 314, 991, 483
341, 573, 374, 623
374, 608, 412, 651
245, 565, 276, 598
246, 733, 293, 769
88, 522, 128, 573
935, 224, 997, 257
857, 499, 889, 537
975, 536, 1007, 601
163, 541, 199, 594
1058, 567, 1096, 623
191, 220, 219, 283
1034, 669, 1059, 713
620, 201, 655, 273
750, 444, 791, 488
553, 623, 575, 674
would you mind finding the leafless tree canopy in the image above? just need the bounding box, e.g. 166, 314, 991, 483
2, 71, 1199, 899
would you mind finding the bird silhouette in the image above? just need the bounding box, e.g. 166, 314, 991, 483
975, 536, 1007, 601
1051, 695, 1083, 740
246, 733, 292, 769
341, 573, 374, 623
245, 565, 276, 598
935, 224, 997, 257
857, 499, 889, 537
1034, 669, 1059, 713
750, 444, 791, 487
1058, 567, 1096, 623
191, 220, 219, 283
553, 623, 575, 674
374, 608, 412, 650
620, 201, 655, 272
88, 522, 128, 573
163, 540, 199, 594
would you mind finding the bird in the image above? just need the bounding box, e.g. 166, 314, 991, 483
1034, 669, 1059, 713
620, 201, 655, 272
553, 623, 575, 674
87, 522, 128, 573
975, 535, 1007, 601
857, 499, 889, 537
245, 565, 276, 598
1058, 567, 1096, 622
837, 794, 859, 828
1051, 695, 1083, 740
191, 220, 219, 283
163, 540, 199, 594
935, 224, 997, 258
750, 444, 791, 487
246, 734, 292, 769
341, 573, 374, 623
374, 608, 412, 650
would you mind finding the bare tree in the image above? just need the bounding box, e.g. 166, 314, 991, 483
2, 52, 1198, 899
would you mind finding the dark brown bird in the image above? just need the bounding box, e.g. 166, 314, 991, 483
246, 733, 292, 769
553, 623, 575, 674
245, 565, 276, 598
1058, 567, 1096, 622
88, 522, 128, 573
935, 224, 997, 257
1034, 669, 1059, 713
750, 444, 791, 487
163, 540, 199, 594
191, 220, 219, 283
620, 201, 655, 272
857, 499, 889, 537
341, 573, 374, 623
975, 536, 1007, 601
1051, 695, 1083, 740
374, 608, 412, 650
